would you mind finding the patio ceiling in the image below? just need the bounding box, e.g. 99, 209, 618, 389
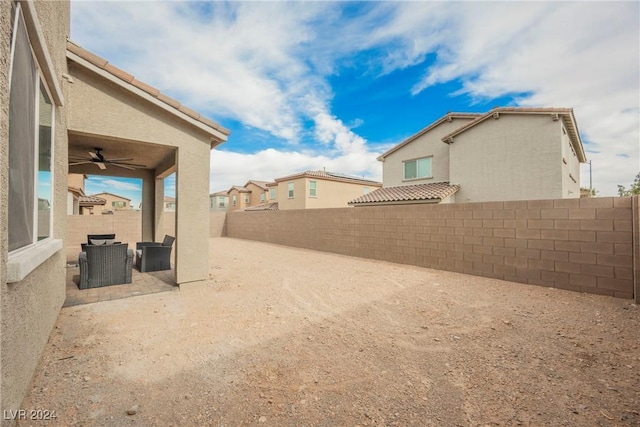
68, 130, 176, 177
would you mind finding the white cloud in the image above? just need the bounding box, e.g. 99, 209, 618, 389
71, 1, 639, 196
86, 177, 141, 192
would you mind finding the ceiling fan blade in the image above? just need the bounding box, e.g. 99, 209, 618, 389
96, 162, 107, 170
89, 152, 101, 160
69, 161, 92, 166
105, 157, 134, 162
111, 163, 137, 170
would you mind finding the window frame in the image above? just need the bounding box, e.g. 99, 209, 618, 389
403, 156, 432, 181
260, 193, 265, 203
269, 187, 276, 200
287, 182, 294, 199
309, 180, 317, 197
232, 195, 237, 206
218, 197, 226, 208
7, 3, 63, 283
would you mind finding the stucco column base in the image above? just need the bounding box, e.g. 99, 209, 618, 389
178, 278, 210, 291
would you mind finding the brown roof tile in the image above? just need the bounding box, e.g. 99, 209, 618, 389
66, 40, 230, 137
275, 170, 382, 186
349, 182, 460, 205
79, 195, 106, 206
245, 202, 279, 211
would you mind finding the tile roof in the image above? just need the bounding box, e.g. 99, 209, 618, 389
79, 195, 106, 206
349, 182, 460, 205
227, 185, 251, 194
275, 170, 382, 186
210, 190, 229, 197
378, 112, 481, 160
245, 202, 279, 211
66, 40, 230, 138
245, 180, 271, 191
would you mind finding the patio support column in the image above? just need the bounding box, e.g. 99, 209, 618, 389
141, 171, 155, 242
174, 145, 210, 288
154, 177, 165, 242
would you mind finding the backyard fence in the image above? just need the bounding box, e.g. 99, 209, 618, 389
226, 196, 639, 301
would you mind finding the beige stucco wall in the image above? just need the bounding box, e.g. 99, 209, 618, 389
306, 178, 380, 209
91, 192, 131, 213
382, 117, 474, 187
276, 178, 307, 210
245, 182, 268, 207
560, 123, 581, 197
450, 114, 565, 203
1, 1, 70, 423
67, 55, 215, 286
227, 189, 249, 212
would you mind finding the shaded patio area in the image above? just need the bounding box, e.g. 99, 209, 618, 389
63, 264, 177, 307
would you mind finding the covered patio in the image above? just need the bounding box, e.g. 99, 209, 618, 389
66, 41, 229, 288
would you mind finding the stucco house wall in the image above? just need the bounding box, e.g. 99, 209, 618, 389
1, 1, 70, 422
449, 114, 566, 203
305, 178, 378, 209
244, 182, 268, 207
382, 117, 475, 187
227, 187, 250, 212
91, 192, 131, 213
277, 179, 306, 210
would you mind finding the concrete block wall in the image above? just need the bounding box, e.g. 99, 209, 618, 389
227, 196, 637, 299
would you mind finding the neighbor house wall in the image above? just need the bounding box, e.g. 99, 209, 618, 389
277, 179, 306, 210
382, 117, 474, 187
1, 1, 70, 422
306, 178, 380, 209
450, 114, 565, 203
227, 197, 636, 299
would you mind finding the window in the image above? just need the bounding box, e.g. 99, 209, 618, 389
269, 188, 276, 200
363, 187, 370, 195
260, 193, 265, 203
309, 180, 317, 197
403, 157, 432, 180
244, 194, 250, 203
232, 195, 237, 206
8, 6, 54, 252
112, 201, 127, 209
288, 182, 294, 198
218, 197, 226, 208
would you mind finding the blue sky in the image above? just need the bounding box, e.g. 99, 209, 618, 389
71, 1, 639, 206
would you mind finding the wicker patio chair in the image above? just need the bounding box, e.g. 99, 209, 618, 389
135, 235, 175, 272
78, 243, 133, 289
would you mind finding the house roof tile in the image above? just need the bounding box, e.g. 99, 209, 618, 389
210, 190, 229, 197
245, 202, 279, 211
66, 40, 230, 138
245, 180, 271, 190
349, 182, 460, 205
227, 185, 251, 194
79, 195, 106, 206
275, 170, 382, 186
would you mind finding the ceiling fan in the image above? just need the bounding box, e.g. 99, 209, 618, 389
69, 147, 146, 170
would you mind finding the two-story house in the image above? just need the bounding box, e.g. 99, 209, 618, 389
90, 192, 132, 213
226, 180, 272, 212
210, 190, 229, 212
275, 170, 381, 210
350, 107, 586, 206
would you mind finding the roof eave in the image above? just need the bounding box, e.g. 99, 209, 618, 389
66, 48, 230, 144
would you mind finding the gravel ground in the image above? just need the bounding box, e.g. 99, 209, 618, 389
19, 237, 640, 426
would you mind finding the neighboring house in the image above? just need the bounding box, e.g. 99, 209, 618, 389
90, 192, 131, 213
210, 190, 229, 211
164, 196, 176, 211
275, 170, 382, 210
67, 173, 105, 214
227, 185, 252, 212
2, 0, 229, 418
350, 107, 586, 206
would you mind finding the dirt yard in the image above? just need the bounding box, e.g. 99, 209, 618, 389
19, 237, 640, 426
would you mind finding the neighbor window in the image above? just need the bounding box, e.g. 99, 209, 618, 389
244, 194, 250, 203
260, 193, 265, 203
269, 188, 276, 200
112, 201, 127, 209
218, 197, 226, 208
232, 195, 237, 206
8, 6, 54, 251
404, 157, 432, 180
309, 180, 317, 197
363, 187, 370, 195
288, 182, 294, 198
